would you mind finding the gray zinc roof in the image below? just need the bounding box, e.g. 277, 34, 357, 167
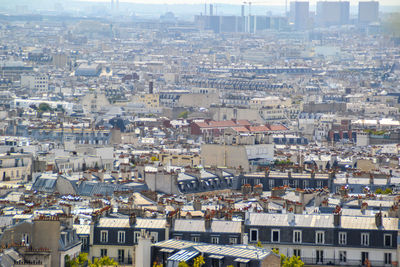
174, 219, 241, 233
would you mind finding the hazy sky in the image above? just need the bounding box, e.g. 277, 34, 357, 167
82, 0, 399, 5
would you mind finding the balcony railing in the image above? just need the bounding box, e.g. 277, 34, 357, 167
107, 257, 133, 266
301, 257, 391, 267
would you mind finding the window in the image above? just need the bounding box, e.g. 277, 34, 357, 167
272, 229, 280, 243
81, 237, 88, 249
255, 179, 260, 185
250, 229, 258, 242
339, 251, 347, 263
338, 232, 347, 245
118, 231, 125, 243
118, 249, 125, 263
22, 233, 29, 245
385, 253, 392, 265
293, 230, 302, 243
293, 249, 301, 257
175, 235, 182, 240
361, 233, 369, 246
316, 250, 324, 264
316, 231, 324, 244
316, 181, 323, 188
361, 252, 369, 265
269, 179, 274, 189
192, 236, 200, 242
211, 236, 219, 244
229, 237, 237, 245
384, 234, 392, 247
100, 249, 107, 257
242, 178, 248, 185
303, 180, 309, 188
134, 231, 140, 243
100, 230, 108, 243
283, 180, 289, 186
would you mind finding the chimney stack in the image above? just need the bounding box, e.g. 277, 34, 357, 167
129, 213, 137, 226
333, 205, 341, 227
193, 198, 202, 211
375, 205, 383, 228
375, 212, 382, 228
205, 214, 212, 230
287, 212, 295, 226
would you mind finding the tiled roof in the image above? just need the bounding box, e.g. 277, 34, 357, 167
268, 124, 288, 131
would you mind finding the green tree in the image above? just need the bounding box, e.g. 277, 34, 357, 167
89, 256, 118, 267
38, 103, 53, 113
178, 111, 189, 119
65, 253, 89, 267
384, 188, 393, 194
272, 249, 304, 267
178, 262, 190, 267
282, 256, 304, 267
193, 255, 205, 267
375, 188, 383, 194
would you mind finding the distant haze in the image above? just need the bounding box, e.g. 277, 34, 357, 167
81, 0, 400, 6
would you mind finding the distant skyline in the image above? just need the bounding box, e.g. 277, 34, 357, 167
79, 0, 400, 6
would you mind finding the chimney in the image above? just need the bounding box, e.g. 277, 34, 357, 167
97, 170, 104, 183
242, 233, 249, 245
193, 198, 202, 211
375, 211, 382, 228
205, 214, 212, 230
129, 213, 137, 226
361, 202, 368, 214
157, 202, 166, 213
149, 81, 154, 94
264, 167, 270, 178
83, 170, 92, 181
259, 198, 269, 212
244, 211, 250, 224
135, 230, 152, 267
166, 214, 175, 228
287, 212, 295, 226
333, 205, 341, 227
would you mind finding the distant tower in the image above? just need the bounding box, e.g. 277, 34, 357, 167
210, 4, 213, 16
116, 0, 119, 11
241, 5, 245, 17
290, 1, 309, 31
358, 1, 379, 24
111, 0, 114, 11
316, 1, 349, 27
